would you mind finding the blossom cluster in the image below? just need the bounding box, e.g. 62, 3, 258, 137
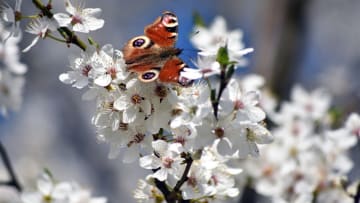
240, 85, 360, 203
58, 11, 272, 202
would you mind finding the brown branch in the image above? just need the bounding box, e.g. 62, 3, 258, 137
173, 154, 193, 192
152, 153, 193, 203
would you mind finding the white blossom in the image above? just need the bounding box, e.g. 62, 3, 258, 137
0, 69, 25, 116
54, 0, 104, 33
139, 140, 183, 181
191, 16, 253, 66
22, 17, 57, 52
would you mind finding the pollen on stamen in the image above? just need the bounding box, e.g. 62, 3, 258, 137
127, 133, 145, 147
102, 101, 114, 110
172, 109, 183, 116
212, 127, 225, 138
211, 175, 219, 185
234, 100, 244, 110
82, 65, 92, 77
187, 176, 197, 188
175, 136, 186, 146
246, 128, 256, 141
131, 94, 143, 104
119, 122, 128, 131
108, 67, 117, 79
154, 85, 168, 98
162, 157, 174, 168
71, 15, 83, 25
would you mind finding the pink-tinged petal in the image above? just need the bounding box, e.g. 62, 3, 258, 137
248, 142, 259, 157
141, 100, 151, 116
139, 155, 161, 169
122, 145, 138, 163
15, 0, 22, 11
226, 167, 243, 175
22, 36, 40, 52
233, 48, 254, 57
210, 16, 227, 36
94, 74, 111, 86
81, 88, 99, 100
52, 182, 72, 198
59, 73, 73, 84
180, 68, 203, 80
21, 193, 42, 203
253, 125, 273, 144
246, 106, 266, 122
73, 23, 89, 33
215, 137, 234, 156
82, 8, 102, 16
53, 13, 72, 27
64, 0, 76, 15
90, 197, 107, 203
152, 140, 168, 155
123, 107, 137, 123
108, 143, 120, 159
243, 91, 260, 106
170, 116, 184, 128
226, 188, 240, 197
113, 96, 129, 111
73, 77, 88, 89
84, 18, 104, 31
168, 143, 183, 154
37, 173, 53, 195
153, 168, 168, 181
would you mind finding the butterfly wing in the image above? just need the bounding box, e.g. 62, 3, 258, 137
158, 57, 193, 86
122, 12, 190, 85
144, 11, 178, 47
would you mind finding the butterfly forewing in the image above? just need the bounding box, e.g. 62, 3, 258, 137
144, 11, 178, 47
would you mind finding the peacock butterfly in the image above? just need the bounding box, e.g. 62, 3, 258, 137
122, 11, 192, 86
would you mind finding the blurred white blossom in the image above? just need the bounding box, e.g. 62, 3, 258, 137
240, 85, 358, 203
21, 172, 107, 203
0, 0, 22, 39
0, 21, 26, 116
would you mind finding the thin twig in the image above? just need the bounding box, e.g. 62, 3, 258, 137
0, 140, 22, 192
173, 156, 193, 192
213, 65, 228, 119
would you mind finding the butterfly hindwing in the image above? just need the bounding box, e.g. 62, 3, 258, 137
158, 57, 192, 86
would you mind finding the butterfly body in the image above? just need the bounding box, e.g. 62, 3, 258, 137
122, 12, 191, 86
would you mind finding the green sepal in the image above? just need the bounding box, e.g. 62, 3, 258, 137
216, 46, 230, 67
193, 11, 206, 27
88, 37, 100, 50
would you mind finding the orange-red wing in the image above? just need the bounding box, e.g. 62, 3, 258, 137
145, 11, 178, 47
158, 57, 185, 84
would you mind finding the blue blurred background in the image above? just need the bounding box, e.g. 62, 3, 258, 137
1, 0, 359, 202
